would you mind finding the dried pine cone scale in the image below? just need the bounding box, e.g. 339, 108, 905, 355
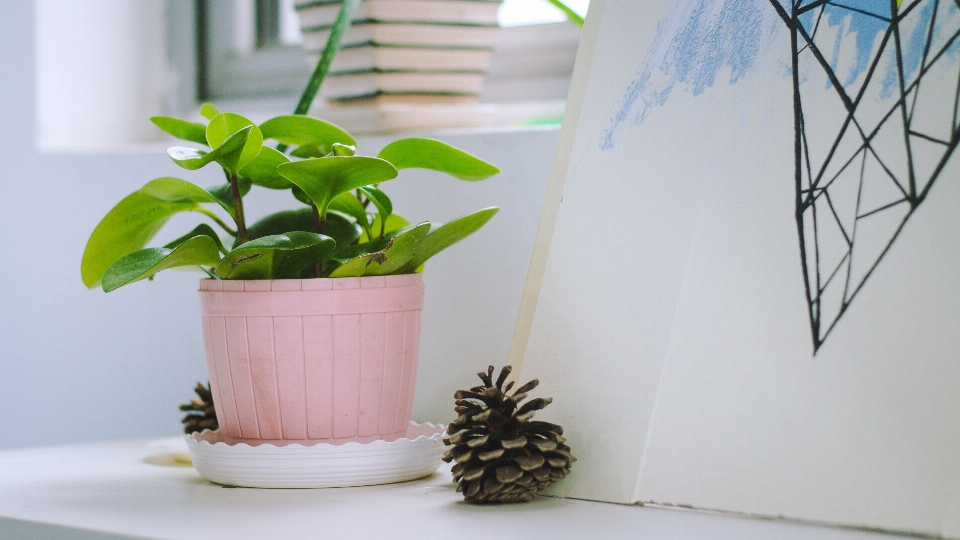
180, 381, 218, 434
443, 365, 575, 503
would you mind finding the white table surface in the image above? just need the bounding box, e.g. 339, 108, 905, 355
0, 438, 920, 540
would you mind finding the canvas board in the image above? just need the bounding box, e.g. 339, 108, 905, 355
512, 0, 960, 536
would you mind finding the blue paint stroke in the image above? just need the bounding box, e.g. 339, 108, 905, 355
600, 0, 780, 150
879, 1, 960, 97
808, 1, 890, 89
797, 0, 959, 96
601, 0, 960, 150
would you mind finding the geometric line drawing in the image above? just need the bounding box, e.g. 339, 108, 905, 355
768, 0, 960, 352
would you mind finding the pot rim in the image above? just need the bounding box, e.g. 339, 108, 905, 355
198, 273, 423, 292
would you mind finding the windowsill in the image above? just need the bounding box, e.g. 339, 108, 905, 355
33, 122, 563, 157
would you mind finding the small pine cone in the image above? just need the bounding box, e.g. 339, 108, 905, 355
443, 365, 575, 503
179, 381, 218, 435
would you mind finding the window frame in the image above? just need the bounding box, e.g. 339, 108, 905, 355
196, 0, 311, 103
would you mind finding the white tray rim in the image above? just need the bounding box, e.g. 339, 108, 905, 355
185, 422, 449, 488
186, 421, 447, 450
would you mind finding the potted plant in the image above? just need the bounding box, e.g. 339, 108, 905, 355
80, 0, 499, 448
81, 104, 499, 446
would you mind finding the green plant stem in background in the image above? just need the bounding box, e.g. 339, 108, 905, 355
277, 0, 361, 154
548, 0, 584, 27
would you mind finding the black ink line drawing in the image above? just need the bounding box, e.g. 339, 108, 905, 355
768, 0, 960, 352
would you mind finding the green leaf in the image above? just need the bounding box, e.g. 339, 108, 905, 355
216, 232, 336, 280
138, 177, 223, 205
238, 146, 292, 189
331, 234, 394, 263
163, 223, 227, 254
332, 143, 356, 156
359, 185, 392, 221
206, 113, 264, 173
243, 208, 361, 250
289, 144, 330, 159
329, 222, 430, 277
277, 156, 398, 217
359, 213, 409, 243
328, 192, 368, 228
82, 191, 201, 288
260, 115, 356, 148
396, 207, 499, 274
102, 236, 222, 293
200, 103, 220, 120
377, 138, 500, 181
81, 176, 240, 288
150, 116, 208, 146
206, 179, 252, 219
167, 126, 251, 172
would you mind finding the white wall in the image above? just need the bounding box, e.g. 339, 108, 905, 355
34, 0, 167, 150
0, 2, 557, 449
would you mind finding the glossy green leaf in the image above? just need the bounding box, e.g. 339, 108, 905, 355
163, 223, 226, 254
277, 156, 398, 217
332, 143, 356, 156
396, 207, 499, 274
80, 176, 241, 287
329, 222, 430, 277
102, 236, 222, 292
238, 146, 292, 189
359, 185, 392, 222
328, 192, 368, 228
243, 208, 361, 250
216, 232, 335, 280
167, 126, 251, 171
199, 103, 220, 120
330, 234, 394, 263
206, 113, 263, 173
150, 116, 208, 145
289, 144, 330, 158
377, 138, 500, 181
134, 176, 242, 226
138, 177, 222, 204
82, 191, 201, 288
359, 213, 409, 243
259, 115, 356, 148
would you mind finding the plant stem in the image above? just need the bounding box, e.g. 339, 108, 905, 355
194, 208, 238, 237
547, 0, 584, 27
228, 173, 249, 244
277, 0, 361, 153
312, 202, 326, 278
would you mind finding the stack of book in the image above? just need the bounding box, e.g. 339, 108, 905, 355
296, 0, 503, 105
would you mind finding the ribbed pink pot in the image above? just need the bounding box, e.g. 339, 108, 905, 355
198, 274, 424, 446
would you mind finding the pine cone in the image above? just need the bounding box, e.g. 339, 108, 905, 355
443, 365, 574, 503
179, 382, 218, 434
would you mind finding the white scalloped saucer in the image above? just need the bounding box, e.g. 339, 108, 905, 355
186, 422, 447, 488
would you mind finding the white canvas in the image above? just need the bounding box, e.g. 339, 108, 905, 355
513, 0, 960, 536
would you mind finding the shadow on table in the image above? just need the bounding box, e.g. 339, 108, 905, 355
142, 453, 193, 467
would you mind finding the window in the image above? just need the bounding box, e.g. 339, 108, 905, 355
198, 0, 308, 102
196, 0, 589, 103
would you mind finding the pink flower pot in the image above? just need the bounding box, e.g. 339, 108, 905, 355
198, 274, 424, 446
